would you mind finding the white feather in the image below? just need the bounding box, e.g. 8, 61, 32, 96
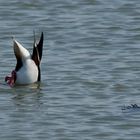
13, 39, 39, 85
13, 39, 30, 60
15, 59, 38, 85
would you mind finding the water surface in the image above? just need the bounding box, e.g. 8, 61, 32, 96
0, 0, 140, 139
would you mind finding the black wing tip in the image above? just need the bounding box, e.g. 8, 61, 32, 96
37, 32, 44, 61
41, 32, 44, 38
32, 32, 44, 66
39, 32, 44, 47
31, 32, 44, 82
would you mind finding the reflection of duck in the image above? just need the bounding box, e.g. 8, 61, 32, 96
5, 32, 44, 87
122, 104, 140, 110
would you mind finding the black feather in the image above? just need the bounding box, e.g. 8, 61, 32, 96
32, 32, 44, 81
15, 57, 23, 71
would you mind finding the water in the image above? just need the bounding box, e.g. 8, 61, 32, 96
0, 0, 140, 139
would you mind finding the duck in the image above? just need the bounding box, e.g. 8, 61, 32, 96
5, 32, 44, 87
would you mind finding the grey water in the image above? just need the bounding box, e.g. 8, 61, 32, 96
0, 0, 140, 139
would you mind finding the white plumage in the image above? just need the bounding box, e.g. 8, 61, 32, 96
15, 58, 38, 85
14, 39, 39, 85
5, 32, 44, 87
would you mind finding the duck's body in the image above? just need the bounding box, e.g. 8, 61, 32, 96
15, 59, 38, 85
5, 32, 44, 86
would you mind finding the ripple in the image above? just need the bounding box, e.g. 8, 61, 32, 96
1, 0, 140, 139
